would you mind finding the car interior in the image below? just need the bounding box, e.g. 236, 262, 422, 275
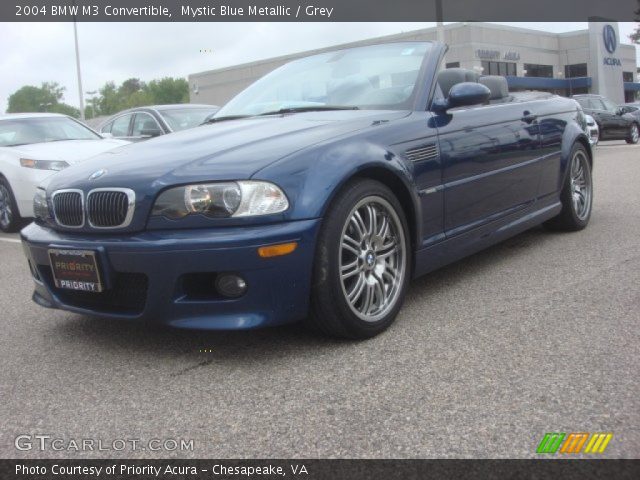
437, 67, 512, 104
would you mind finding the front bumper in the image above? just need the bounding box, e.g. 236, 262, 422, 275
21, 219, 321, 329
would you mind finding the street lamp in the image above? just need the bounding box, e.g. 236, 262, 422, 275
72, 0, 85, 121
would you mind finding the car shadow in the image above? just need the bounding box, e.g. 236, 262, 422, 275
50, 224, 556, 366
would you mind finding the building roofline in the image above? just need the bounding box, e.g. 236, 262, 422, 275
190, 22, 633, 80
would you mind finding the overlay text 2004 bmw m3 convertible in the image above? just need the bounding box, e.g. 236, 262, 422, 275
21, 41, 593, 339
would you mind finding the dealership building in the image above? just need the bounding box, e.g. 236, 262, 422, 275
189, 22, 640, 106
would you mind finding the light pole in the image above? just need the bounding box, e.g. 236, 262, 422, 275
435, 0, 444, 43
72, 0, 85, 121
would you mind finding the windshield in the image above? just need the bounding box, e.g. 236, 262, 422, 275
0, 116, 100, 147
215, 42, 432, 118
160, 107, 219, 131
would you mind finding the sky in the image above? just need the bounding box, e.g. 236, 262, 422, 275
0, 22, 638, 113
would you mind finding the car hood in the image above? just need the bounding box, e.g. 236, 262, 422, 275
46, 110, 409, 192
11, 139, 129, 164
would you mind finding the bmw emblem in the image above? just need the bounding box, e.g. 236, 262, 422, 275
89, 169, 107, 180
603, 25, 617, 54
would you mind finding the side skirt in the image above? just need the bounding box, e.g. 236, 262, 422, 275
412, 196, 562, 278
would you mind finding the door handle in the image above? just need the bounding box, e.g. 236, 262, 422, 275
522, 112, 538, 124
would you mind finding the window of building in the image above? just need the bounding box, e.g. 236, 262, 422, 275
445, 62, 460, 69
524, 64, 553, 78
564, 63, 587, 78
623, 71, 634, 82
481, 61, 517, 77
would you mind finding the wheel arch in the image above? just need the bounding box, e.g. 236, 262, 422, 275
323, 165, 421, 251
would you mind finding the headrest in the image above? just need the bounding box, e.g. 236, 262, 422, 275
437, 68, 480, 97
479, 76, 509, 100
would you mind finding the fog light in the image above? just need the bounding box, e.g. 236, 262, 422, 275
215, 274, 247, 298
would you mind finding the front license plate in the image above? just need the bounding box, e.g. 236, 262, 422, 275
48, 249, 103, 293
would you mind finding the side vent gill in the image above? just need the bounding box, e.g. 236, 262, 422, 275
405, 143, 439, 163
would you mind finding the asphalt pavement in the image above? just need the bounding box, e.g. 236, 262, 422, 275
1, 141, 638, 459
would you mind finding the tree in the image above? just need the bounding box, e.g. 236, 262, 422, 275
120, 77, 145, 97
97, 81, 121, 116
146, 77, 189, 104
631, 1, 640, 43
49, 103, 80, 117
6, 82, 77, 115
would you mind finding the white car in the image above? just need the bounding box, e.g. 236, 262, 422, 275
585, 114, 599, 146
0, 113, 129, 232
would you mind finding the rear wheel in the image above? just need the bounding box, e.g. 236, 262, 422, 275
626, 123, 639, 144
0, 177, 22, 233
308, 179, 410, 339
544, 143, 593, 231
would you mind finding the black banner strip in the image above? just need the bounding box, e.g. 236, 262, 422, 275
1, 459, 640, 480
1, 0, 638, 22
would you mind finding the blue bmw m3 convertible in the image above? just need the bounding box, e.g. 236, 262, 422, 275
21, 41, 593, 338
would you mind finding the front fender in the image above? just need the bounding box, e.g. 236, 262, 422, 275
253, 136, 419, 227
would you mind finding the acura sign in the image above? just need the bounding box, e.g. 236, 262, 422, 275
602, 24, 621, 66
602, 24, 617, 54
588, 21, 624, 104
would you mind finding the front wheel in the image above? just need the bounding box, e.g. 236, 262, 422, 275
308, 179, 410, 339
544, 143, 593, 231
626, 123, 639, 144
0, 177, 23, 233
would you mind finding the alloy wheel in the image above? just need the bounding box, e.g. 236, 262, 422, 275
631, 124, 639, 144
570, 150, 592, 221
0, 184, 14, 230
339, 196, 406, 322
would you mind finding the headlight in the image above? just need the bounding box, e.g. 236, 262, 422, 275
20, 158, 70, 171
152, 181, 289, 219
33, 188, 50, 222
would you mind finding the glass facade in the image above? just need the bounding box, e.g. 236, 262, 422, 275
524, 64, 553, 78
481, 61, 517, 76
565, 63, 588, 78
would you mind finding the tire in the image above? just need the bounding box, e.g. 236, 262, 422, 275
0, 176, 23, 233
544, 143, 593, 231
626, 123, 639, 144
307, 178, 410, 339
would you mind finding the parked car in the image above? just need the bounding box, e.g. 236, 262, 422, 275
619, 103, 640, 123
584, 114, 599, 146
0, 113, 128, 232
99, 104, 219, 142
572, 94, 639, 144
21, 42, 593, 339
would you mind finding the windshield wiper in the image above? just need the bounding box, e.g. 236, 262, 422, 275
257, 105, 359, 116
203, 106, 359, 124
203, 115, 252, 124
46, 138, 95, 142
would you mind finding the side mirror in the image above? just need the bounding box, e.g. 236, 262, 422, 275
433, 82, 491, 113
140, 128, 162, 138
101, 132, 113, 139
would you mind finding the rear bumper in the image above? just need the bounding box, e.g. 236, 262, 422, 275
20, 219, 321, 329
